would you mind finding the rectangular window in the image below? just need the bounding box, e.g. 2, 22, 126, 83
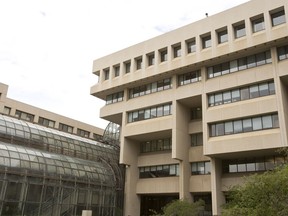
191, 133, 203, 146
136, 57, 142, 70
160, 49, 168, 62
277, 45, 288, 61
202, 34, 211, 49
270, 8, 286, 26
38, 117, 55, 128
15, 110, 34, 122
173, 44, 181, 58
125, 61, 131, 73
104, 68, 109, 80
191, 161, 211, 175
187, 39, 196, 53
251, 16, 265, 32
77, 128, 90, 138
147, 53, 155, 66
59, 123, 73, 133
114, 65, 120, 77
217, 29, 228, 44
234, 22, 246, 38
3, 106, 11, 115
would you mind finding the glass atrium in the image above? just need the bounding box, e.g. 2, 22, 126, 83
0, 115, 124, 216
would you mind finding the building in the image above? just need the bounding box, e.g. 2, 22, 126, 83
0, 83, 124, 216
90, 0, 288, 215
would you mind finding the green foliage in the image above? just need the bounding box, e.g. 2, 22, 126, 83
151, 199, 204, 216
222, 164, 288, 216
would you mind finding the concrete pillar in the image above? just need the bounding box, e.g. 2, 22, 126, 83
211, 158, 225, 216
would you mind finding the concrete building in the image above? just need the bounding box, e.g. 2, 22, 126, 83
0, 83, 124, 215
90, 0, 288, 215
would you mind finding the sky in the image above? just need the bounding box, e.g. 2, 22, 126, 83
0, 0, 249, 129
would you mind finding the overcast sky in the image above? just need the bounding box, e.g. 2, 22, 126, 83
0, 0, 249, 129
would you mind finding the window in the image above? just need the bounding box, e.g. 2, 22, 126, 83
140, 138, 172, 153
191, 107, 202, 120
202, 34, 211, 49
178, 70, 201, 86
277, 45, 288, 61
223, 156, 286, 174
103, 68, 109, 80
59, 123, 73, 133
270, 8, 286, 26
139, 164, 179, 178
113, 65, 120, 77
128, 103, 172, 123
207, 50, 271, 78
147, 53, 155, 66
217, 28, 228, 44
173, 44, 181, 58
234, 22, 246, 38
160, 49, 168, 62
125, 61, 131, 73
106, 91, 124, 104
210, 113, 279, 137
186, 39, 196, 53
191, 133, 203, 146
3, 106, 11, 115
191, 161, 211, 175
208, 81, 275, 107
135, 57, 142, 70
38, 117, 55, 128
251, 15, 265, 32
15, 110, 34, 122
93, 133, 102, 141
129, 78, 172, 99
77, 128, 90, 138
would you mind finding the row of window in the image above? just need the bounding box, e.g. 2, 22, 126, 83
140, 138, 172, 153
139, 164, 179, 178
223, 156, 286, 173
208, 81, 275, 107
191, 161, 211, 175
127, 103, 172, 123
2, 108, 99, 140
210, 114, 279, 137
207, 50, 271, 78
101, 7, 285, 81
129, 78, 172, 99
105, 45, 288, 104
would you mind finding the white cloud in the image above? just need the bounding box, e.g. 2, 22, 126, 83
0, 0, 249, 129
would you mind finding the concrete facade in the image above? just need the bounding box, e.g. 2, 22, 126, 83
91, 0, 288, 215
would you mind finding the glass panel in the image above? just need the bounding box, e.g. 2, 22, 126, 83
233, 120, 243, 133
230, 60, 238, 73
225, 122, 233, 135
247, 55, 256, 68
259, 83, 269, 96
249, 85, 259, 98
240, 87, 249, 100
231, 89, 240, 102
215, 123, 224, 136
262, 115, 273, 129
252, 117, 262, 130
243, 119, 253, 132
223, 91, 231, 104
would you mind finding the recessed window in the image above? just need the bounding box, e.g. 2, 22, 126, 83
159, 48, 168, 62
103, 68, 109, 80
217, 28, 228, 44
186, 39, 196, 53
270, 8, 286, 26
147, 53, 155, 66
251, 15, 265, 32
125, 61, 131, 73
234, 22, 246, 38
202, 34, 211, 49
113, 65, 120, 77
173, 44, 181, 58
3, 106, 11, 115
135, 57, 142, 70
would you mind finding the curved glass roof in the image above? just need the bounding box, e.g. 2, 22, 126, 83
103, 122, 121, 146
0, 115, 123, 188
0, 141, 114, 185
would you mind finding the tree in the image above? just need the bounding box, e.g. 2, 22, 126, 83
151, 199, 204, 216
222, 164, 288, 216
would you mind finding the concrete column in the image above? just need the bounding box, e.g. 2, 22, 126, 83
211, 158, 225, 216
